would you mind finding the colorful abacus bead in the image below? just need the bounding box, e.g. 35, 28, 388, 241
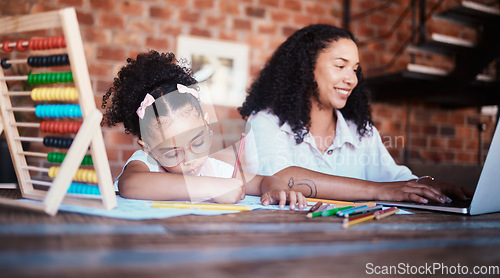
47, 152, 93, 165
43, 137, 73, 149
0, 58, 10, 69
2, 40, 14, 52
31, 87, 78, 102
35, 104, 82, 118
27, 72, 73, 85
67, 183, 100, 195
27, 54, 70, 67
28, 36, 66, 51
48, 166, 97, 183
40, 121, 82, 134
16, 39, 28, 52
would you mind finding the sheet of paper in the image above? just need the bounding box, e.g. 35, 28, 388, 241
55, 195, 296, 220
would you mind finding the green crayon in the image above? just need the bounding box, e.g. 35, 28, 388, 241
321, 206, 354, 217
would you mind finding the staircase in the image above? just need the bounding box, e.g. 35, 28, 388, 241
361, 1, 500, 108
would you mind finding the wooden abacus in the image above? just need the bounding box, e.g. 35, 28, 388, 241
0, 8, 117, 215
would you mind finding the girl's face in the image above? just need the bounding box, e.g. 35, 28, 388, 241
313, 38, 359, 110
145, 106, 211, 176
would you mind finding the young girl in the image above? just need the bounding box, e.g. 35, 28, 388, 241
102, 51, 306, 209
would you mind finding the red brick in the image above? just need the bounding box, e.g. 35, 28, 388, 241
432, 113, 449, 124
31, 4, 59, 13
56, 0, 83, 6
95, 80, 113, 94
113, 31, 143, 47
270, 10, 291, 23
193, 0, 215, 9
97, 46, 126, 62
258, 23, 278, 35
88, 62, 112, 77
129, 18, 156, 34
270, 37, 285, 50
120, 1, 146, 16
179, 10, 200, 24
429, 138, 447, 149
282, 26, 298, 37
164, 0, 189, 7
306, 2, 325, 16
160, 24, 182, 36
448, 138, 464, 150
206, 14, 227, 28
219, 0, 240, 15
246, 34, 267, 49
105, 130, 135, 145
0, 1, 30, 14
150, 7, 174, 19
145, 37, 170, 50
456, 152, 475, 163
219, 30, 238, 41
293, 14, 315, 26
89, 0, 116, 11
190, 27, 212, 38
245, 6, 266, 18
98, 13, 125, 29
283, 0, 302, 11
233, 19, 252, 31
83, 27, 112, 44
259, 0, 279, 7
105, 147, 120, 161
76, 10, 95, 26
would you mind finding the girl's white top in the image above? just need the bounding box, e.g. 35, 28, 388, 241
114, 150, 234, 190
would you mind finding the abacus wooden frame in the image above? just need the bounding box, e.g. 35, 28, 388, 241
0, 8, 117, 215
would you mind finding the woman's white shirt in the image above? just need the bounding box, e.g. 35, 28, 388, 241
245, 109, 416, 182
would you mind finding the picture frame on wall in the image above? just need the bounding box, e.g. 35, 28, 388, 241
176, 35, 249, 107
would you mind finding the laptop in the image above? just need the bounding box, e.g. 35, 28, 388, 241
378, 120, 500, 215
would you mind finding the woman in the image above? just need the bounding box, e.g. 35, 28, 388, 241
239, 24, 471, 203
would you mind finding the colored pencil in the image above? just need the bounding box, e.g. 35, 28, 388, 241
375, 207, 399, 220
346, 210, 378, 222
232, 133, 246, 178
308, 201, 323, 212
152, 201, 250, 211
321, 206, 353, 217
342, 213, 376, 228
337, 205, 368, 217
343, 205, 384, 218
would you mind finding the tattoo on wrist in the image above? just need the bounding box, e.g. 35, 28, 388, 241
288, 177, 317, 197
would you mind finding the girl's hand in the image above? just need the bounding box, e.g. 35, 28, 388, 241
375, 180, 451, 204
260, 189, 307, 210
210, 178, 245, 204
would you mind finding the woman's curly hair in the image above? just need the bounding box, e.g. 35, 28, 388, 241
102, 51, 198, 138
238, 24, 373, 143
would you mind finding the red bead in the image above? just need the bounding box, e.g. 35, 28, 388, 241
2, 41, 13, 52
16, 40, 28, 52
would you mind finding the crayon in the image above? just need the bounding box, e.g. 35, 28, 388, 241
321, 206, 354, 217
308, 201, 323, 212
152, 201, 250, 211
343, 205, 384, 218
342, 213, 376, 228
375, 207, 399, 220
337, 205, 368, 217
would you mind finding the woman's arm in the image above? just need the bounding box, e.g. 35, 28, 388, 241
273, 166, 452, 203
118, 160, 245, 203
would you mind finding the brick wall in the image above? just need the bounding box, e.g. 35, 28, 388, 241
0, 0, 497, 180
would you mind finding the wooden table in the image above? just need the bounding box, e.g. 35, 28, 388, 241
1, 189, 500, 277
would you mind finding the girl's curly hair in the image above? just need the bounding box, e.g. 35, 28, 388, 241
102, 51, 198, 138
238, 24, 373, 143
